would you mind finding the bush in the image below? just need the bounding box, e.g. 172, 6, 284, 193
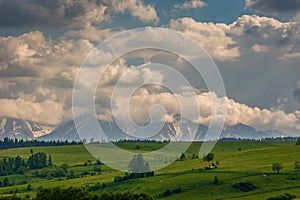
272, 163, 283, 174
0, 194, 22, 200
60, 164, 69, 172
159, 187, 182, 198
34, 187, 153, 200
81, 171, 90, 176
16, 166, 27, 175
114, 171, 154, 183
213, 176, 219, 184
162, 189, 171, 197
27, 184, 32, 191
232, 182, 257, 192
267, 193, 296, 200
93, 166, 101, 172
203, 153, 214, 162
51, 168, 66, 177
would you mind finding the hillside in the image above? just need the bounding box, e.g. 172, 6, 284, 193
0, 141, 300, 199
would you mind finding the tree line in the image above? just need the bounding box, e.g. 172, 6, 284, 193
0, 138, 81, 150
0, 152, 51, 176
0, 187, 153, 200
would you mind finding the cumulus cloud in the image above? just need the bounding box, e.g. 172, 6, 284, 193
1, 15, 300, 134
246, 0, 300, 16
100, 0, 159, 24
0, 0, 158, 28
62, 26, 117, 42
251, 44, 270, 52
109, 89, 300, 134
0, 31, 94, 78
174, 0, 207, 9
278, 52, 300, 60
169, 15, 300, 61
90, 60, 300, 134
228, 15, 296, 46
169, 18, 240, 61
229, 15, 300, 59
0, 86, 70, 124
0, 31, 96, 124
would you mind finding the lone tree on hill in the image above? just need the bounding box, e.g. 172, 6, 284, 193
203, 153, 214, 163
180, 153, 186, 161
272, 163, 283, 174
129, 154, 151, 173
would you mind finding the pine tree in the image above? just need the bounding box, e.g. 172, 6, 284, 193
3, 178, 9, 187
48, 155, 52, 166
180, 153, 186, 161
213, 176, 219, 184
129, 154, 145, 173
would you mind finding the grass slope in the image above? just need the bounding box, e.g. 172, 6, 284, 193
0, 141, 299, 199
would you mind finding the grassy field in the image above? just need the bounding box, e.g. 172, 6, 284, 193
0, 140, 300, 199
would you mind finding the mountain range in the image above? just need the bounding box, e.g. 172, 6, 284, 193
0, 117, 54, 140
0, 117, 286, 141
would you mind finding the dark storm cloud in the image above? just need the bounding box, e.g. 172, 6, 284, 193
246, 0, 300, 15
0, 0, 106, 27
294, 88, 300, 102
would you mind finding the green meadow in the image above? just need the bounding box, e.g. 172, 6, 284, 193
0, 140, 300, 199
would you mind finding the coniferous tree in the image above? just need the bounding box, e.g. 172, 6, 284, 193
3, 178, 9, 187
48, 155, 52, 166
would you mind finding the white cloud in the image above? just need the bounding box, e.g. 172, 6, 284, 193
0, 31, 94, 78
252, 44, 270, 52
169, 15, 300, 61
100, 0, 159, 24
0, 88, 68, 125
1, 15, 300, 134
0, 31, 96, 124
169, 17, 240, 61
62, 26, 116, 42
174, 0, 207, 9
109, 89, 300, 134
278, 52, 300, 60
86, 60, 300, 134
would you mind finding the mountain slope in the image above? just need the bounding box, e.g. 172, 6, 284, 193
0, 117, 54, 140
37, 118, 282, 142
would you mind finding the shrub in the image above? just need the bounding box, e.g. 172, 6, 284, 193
51, 168, 66, 177
60, 164, 69, 172
232, 182, 257, 192
213, 176, 219, 184
27, 184, 32, 191
267, 193, 296, 200
162, 189, 171, 197
203, 153, 214, 162
34, 187, 154, 200
0, 194, 22, 200
93, 166, 101, 172
272, 163, 283, 174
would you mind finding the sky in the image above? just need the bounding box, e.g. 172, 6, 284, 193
0, 0, 300, 135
